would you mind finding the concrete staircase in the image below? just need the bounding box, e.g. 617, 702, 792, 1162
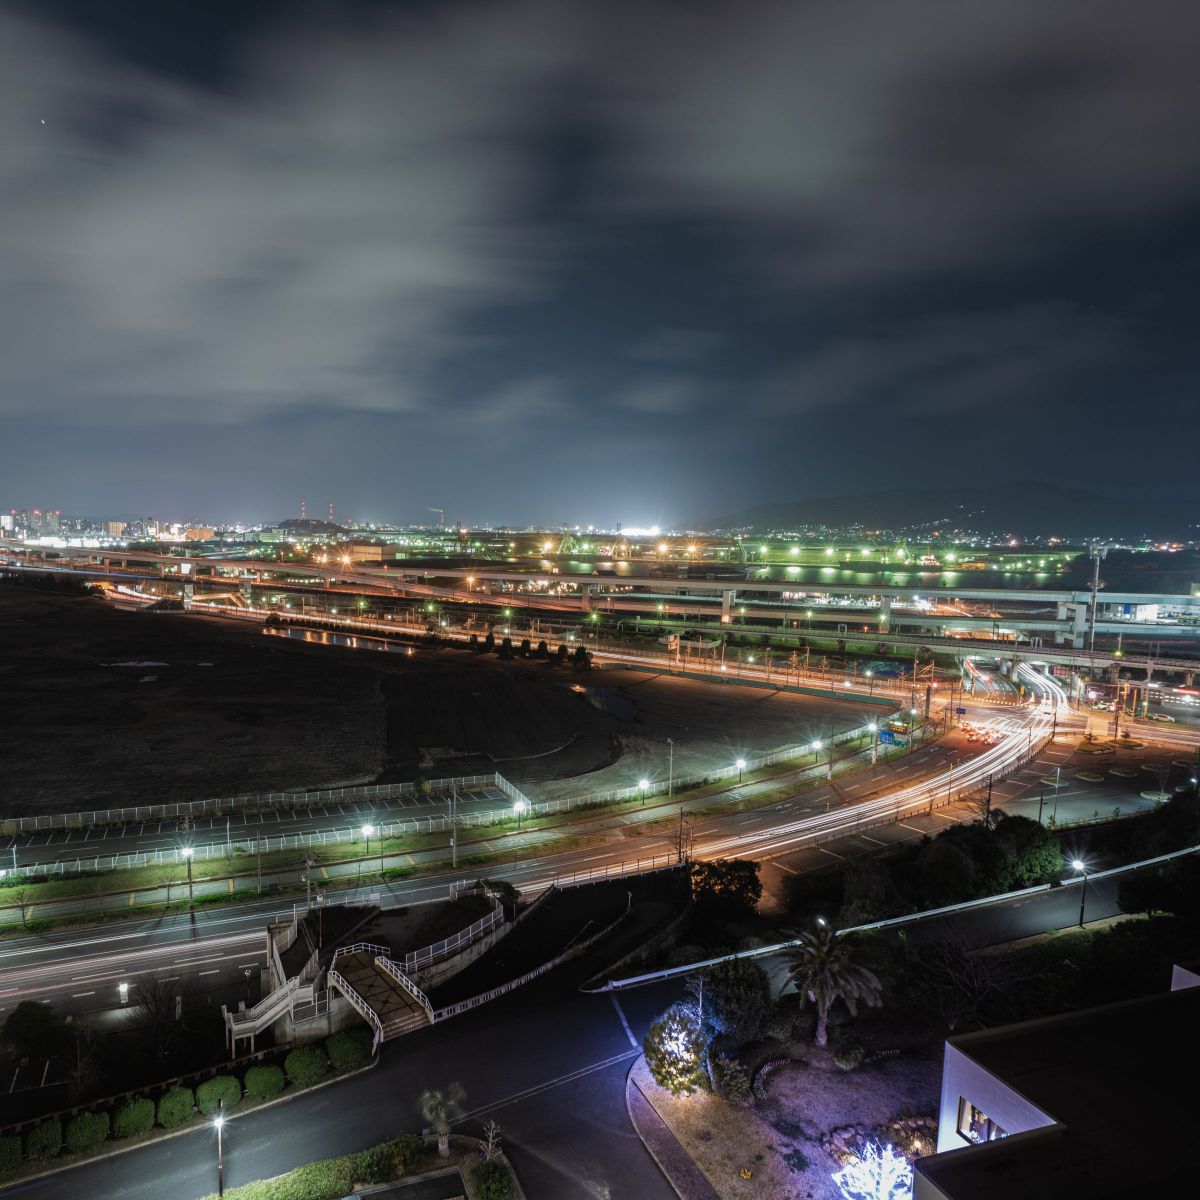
329, 947, 431, 1043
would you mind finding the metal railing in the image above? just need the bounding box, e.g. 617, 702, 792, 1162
432, 908, 632, 1022
328, 966, 385, 1052
376, 956, 435, 1022
331, 941, 390, 965
403, 905, 503, 972
8, 723, 907, 878
0, 771, 514, 834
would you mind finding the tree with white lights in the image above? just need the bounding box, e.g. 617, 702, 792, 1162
643, 1003, 707, 1096
831, 1141, 913, 1200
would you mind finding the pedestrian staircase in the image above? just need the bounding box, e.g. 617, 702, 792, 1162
328, 943, 433, 1045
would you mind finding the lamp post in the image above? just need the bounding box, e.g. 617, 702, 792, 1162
667, 738, 674, 799
181, 846, 194, 908
513, 799, 527, 829
361, 823, 376, 880
736, 758, 746, 784
638, 778, 650, 806
1072, 859, 1088, 928
868, 722, 878, 765
214, 1100, 225, 1197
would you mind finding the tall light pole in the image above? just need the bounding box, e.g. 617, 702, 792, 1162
214, 1100, 225, 1197
736, 757, 746, 784
638, 777, 650, 806
361, 823, 379, 878
513, 800, 527, 829
1088, 545, 1107, 654
868, 722, 878, 765
667, 738, 674, 798
181, 846, 194, 908
1072, 859, 1089, 927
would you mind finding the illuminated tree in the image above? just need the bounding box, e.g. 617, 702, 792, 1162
831, 1141, 912, 1200
643, 1004, 706, 1096
784, 925, 882, 1047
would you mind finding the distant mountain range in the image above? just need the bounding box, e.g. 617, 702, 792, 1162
703, 483, 1194, 540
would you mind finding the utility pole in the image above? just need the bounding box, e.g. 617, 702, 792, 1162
450, 783, 458, 870
667, 738, 675, 798
1088, 544, 1107, 653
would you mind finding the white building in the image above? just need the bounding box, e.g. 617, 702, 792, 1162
915, 968, 1199, 1199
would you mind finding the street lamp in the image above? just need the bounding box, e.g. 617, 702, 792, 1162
736, 757, 746, 783
513, 799, 528, 829
1072, 859, 1089, 928
638, 777, 650, 806
361, 823, 379, 877
180, 846, 195, 908
867, 722, 878, 765
214, 1101, 225, 1197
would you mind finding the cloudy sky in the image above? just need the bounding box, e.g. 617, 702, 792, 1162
4, 0, 1199, 526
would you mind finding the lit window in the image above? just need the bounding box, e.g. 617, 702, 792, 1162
957, 1098, 1007, 1145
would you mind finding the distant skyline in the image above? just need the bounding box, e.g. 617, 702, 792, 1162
4, 1, 1200, 524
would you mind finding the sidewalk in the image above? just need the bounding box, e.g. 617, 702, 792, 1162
625, 1059, 719, 1200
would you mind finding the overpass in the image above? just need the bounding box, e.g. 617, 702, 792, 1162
5, 540, 1200, 664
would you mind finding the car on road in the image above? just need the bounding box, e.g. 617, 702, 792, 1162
1148, 713, 1176, 723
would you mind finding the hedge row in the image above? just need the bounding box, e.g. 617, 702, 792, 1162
196, 1135, 422, 1200
4, 1029, 374, 1176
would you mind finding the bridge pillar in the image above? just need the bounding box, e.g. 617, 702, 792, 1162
182, 581, 194, 603
1186, 671, 1195, 687
240, 579, 253, 603
1108, 663, 1120, 683
579, 583, 593, 613
721, 588, 736, 621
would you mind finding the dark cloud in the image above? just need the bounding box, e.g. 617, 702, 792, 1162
3, 1, 1199, 522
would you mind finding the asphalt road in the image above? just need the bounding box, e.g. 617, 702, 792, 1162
0, 952, 683, 1200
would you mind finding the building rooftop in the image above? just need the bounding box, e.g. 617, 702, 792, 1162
916, 985, 1200, 1199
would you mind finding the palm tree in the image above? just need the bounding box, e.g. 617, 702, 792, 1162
420, 1083, 465, 1158
784, 925, 882, 1047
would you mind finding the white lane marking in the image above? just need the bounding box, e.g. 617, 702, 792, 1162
609, 995, 639, 1049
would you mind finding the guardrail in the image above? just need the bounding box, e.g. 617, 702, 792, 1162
331, 941, 390, 965
0, 771, 512, 835
403, 904, 503, 972
432, 907, 634, 1021
328, 966, 385, 1052
7, 716, 928, 878
376, 956, 435, 1022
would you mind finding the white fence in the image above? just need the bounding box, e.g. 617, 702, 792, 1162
0, 771, 516, 835
402, 904, 503, 973
375, 955, 435, 1022
431, 907, 634, 1022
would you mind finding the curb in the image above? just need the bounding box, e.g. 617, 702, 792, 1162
0, 1053, 379, 1194
624, 1058, 719, 1200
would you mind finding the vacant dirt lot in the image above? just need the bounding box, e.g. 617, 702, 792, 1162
0, 586, 878, 816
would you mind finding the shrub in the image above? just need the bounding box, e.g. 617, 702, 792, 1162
196, 1074, 242, 1117
832, 1032, 864, 1071
243, 1064, 285, 1101
325, 1029, 371, 1073
0, 1135, 21, 1176
65, 1111, 109, 1155
157, 1085, 195, 1130
285, 1044, 328, 1089
473, 1159, 516, 1200
644, 1004, 707, 1097
709, 1054, 752, 1102
25, 1118, 62, 1160
113, 1097, 155, 1139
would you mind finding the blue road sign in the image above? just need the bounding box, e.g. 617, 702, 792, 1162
878, 729, 897, 745
956, 707, 966, 715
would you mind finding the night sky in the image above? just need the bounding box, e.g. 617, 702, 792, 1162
4, 0, 1200, 527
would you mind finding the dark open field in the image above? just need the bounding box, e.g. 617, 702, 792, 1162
0, 587, 876, 815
